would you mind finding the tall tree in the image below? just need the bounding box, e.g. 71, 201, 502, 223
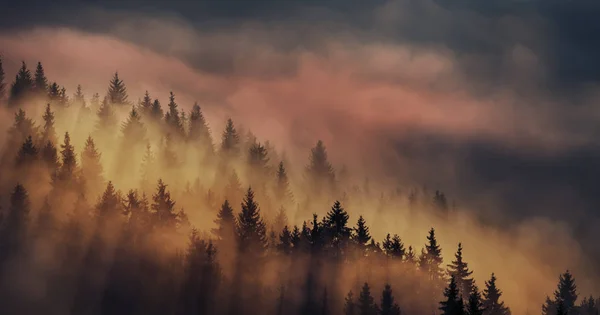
323, 200, 351, 255
554, 270, 578, 311
447, 243, 474, 299
140, 91, 152, 114
107, 72, 128, 105
423, 228, 444, 282
9, 61, 34, 107
95, 96, 118, 132
151, 179, 178, 230
220, 118, 240, 158
354, 215, 372, 248
41, 140, 60, 172
277, 225, 293, 255
275, 161, 294, 206
466, 285, 484, 315
0, 184, 31, 260
164, 91, 184, 136
95, 181, 123, 220
212, 200, 236, 245
41, 103, 57, 145
440, 276, 465, 315
306, 140, 335, 193
248, 142, 270, 177
358, 282, 378, 315
150, 99, 163, 121
55, 132, 78, 185
33, 61, 48, 96
380, 284, 401, 315
121, 106, 146, 144
382, 234, 405, 260
236, 187, 268, 255
482, 273, 510, 315
344, 291, 356, 315
15, 135, 38, 166
188, 102, 212, 150
81, 136, 104, 195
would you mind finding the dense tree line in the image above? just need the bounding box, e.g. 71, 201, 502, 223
0, 59, 596, 315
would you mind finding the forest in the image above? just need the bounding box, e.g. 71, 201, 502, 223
0, 58, 596, 315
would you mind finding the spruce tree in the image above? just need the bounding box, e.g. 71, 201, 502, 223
383, 234, 405, 259
41, 140, 60, 171
150, 99, 163, 121
16, 135, 38, 166
81, 136, 104, 195
344, 291, 357, 315
447, 243, 474, 299
41, 103, 57, 144
95, 96, 118, 132
323, 200, 351, 255
236, 187, 267, 254
553, 270, 578, 311
188, 102, 212, 149
220, 118, 240, 158
0, 55, 5, 102
107, 72, 128, 105
33, 61, 48, 96
248, 142, 270, 176
354, 215, 371, 247
306, 140, 335, 193
151, 179, 178, 230
121, 106, 146, 144
211, 200, 236, 244
95, 181, 123, 220
440, 276, 464, 315
277, 225, 293, 255
56, 132, 77, 184
405, 246, 416, 265
424, 228, 444, 282
9, 61, 34, 107
466, 285, 483, 315
482, 273, 510, 315
73, 84, 85, 106
273, 206, 289, 236
164, 91, 183, 136
580, 296, 598, 315
275, 161, 294, 206
358, 282, 378, 315
140, 91, 152, 114
380, 284, 401, 315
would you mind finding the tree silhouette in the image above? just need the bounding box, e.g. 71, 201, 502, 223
382, 234, 405, 260
358, 282, 378, 315
95, 181, 122, 220
107, 72, 128, 105
344, 291, 356, 315
151, 179, 178, 230
275, 161, 294, 206
150, 99, 163, 121
95, 96, 118, 132
221, 118, 240, 158
81, 136, 104, 195
0, 184, 31, 261
554, 270, 578, 311
188, 102, 213, 151
212, 200, 236, 244
164, 91, 184, 136
140, 91, 152, 114
55, 132, 78, 186
41, 140, 60, 172
354, 215, 371, 248
9, 61, 33, 107
380, 284, 401, 315
236, 187, 267, 255
41, 104, 57, 145
16, 135, 38, 166
306, 140, 335, 194
277, 225, 293, 255
482, 273, 510, 315
466, 285, 483, 315
440, 276, 464, 315
447, 243, 474, 299
33, 61, 48, 96
323, 200, 351, 256
121, 106, 146, 144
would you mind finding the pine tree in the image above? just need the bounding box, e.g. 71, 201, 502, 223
16, 135, 38, 166
95, 96, 118, 132
151, 179, 178, 230
188, 102, 212, 150
275, 161, 294, 206
140, 91, 152, 114
354, 215, 371, 247
380, 284, 401, 315
150, 99, 163, 121
0, 55, 5, 102
345, 291, 357, 315
220, 118, 240, 158
107, 72, 128, 105
423, 228, 444, 282
580, 296, 598, 315
212, 200, 236, 244
95, 181, 123, 220
278, 225, 293, 255
41, 140, 60, 171
33, 61, 48, 96
56, 132, 77, 184
9, 61, 34, 107
164, 91, 183, 135
41, 103, 57, 144
81, 136, 104, 195
306, 140, 335, 193
323, 200, 351, 255
73, 84, 85, 106
358, 282, 378, 315
139, 143, 156, 192
440, 276, 464, 315
405, 246, 416, 265
482, 273, 510, 315
554, 270, 578, 311
121, 106, 146, 144
382, 234, 405, 259
248, 142, 270, 176
466, 285, 483, 315
237, 187, 268, 254
447, 243, 474, 299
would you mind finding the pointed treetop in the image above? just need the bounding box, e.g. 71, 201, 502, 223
107, 71, 128, 105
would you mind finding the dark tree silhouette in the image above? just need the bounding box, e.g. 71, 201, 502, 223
482, 273, 510, 315
447, 243, 474, 299
344, 291, 357, 315
236, 187, 267, 255
380, 284, 401, 315
165, 91, 184, 136
188, 102, 213, 151
358, 282, 378, 315
466, 285, 484, 315
54, 132, 78, 186
41, 103, 57, 145
354, 215, 372, 248
382, 234, 405, 260
440, 276, 465, 315
220, 118, 240, 158
140, 91, 152, 114
16, 135, 38, 166
95, 181, 123, 220
306, 140, 335, 194
277, 225, 293, 255
151, 179, 178, 230
9, 61, 33, 107
41, 140, 60, 172
212, 200, 236, 244
121, 106, 146, 143
150, 99, 163, 121
33, 61, 48, 96
107, 72, 128, 105
323, 200, 351, 256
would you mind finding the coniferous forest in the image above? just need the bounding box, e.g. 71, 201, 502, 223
0, 58, 597, 315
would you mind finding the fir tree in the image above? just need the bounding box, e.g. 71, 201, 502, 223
107, 72, 128, 105
212, 200, 236, 244
9, 61, 34, 107
73, 84, 85, 106
380, 284, 401, 315
95, 96, 118, 132
580, 296, 598, 315
0, 55, 5, 102
482, 273, 510, 315
447, 243, 474, 299
354, 215, 371, 247
275, 161, 294, 206
41, 140, 60, 171
150, 99, 163, 121
423, 228, 444, 282
0, 184, 31, 259
41, 103, 57, 144
56, 132, 77, 184
345, 291, 357, 315
16, 135, 38, 166
440, 276, 464, 315
237, 187, 268, 254
33, 61, 48, 96
554, 270, 578, 311
164, 91, 183, 135
140, 91, 152, 114
277, 225, 293, 255
358, 282, 378, 315
220, 118, 240, 158
306, 140, 335, 193
405, 246, 417, 265
382, 234, 405, 259
188, 102, 213, 150
466, 285, 484, 315
95, 181, 122, 220
248, 142, 270, 176
81, 136, 104, 195
121, 106, 146, 144
151, 179, 178, 230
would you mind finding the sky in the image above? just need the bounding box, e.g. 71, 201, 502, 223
1, 0, 600, 287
